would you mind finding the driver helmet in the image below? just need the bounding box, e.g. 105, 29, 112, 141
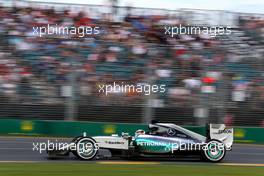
135, 129, 145, 136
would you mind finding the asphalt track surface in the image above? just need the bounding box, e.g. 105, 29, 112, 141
0, 136, 263, 164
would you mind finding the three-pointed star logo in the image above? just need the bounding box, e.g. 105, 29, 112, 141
167, 128, 176, 136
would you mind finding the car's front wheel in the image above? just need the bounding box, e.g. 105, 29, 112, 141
73, 137, 99, 160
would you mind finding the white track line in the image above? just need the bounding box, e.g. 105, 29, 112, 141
219, 163, 264, 167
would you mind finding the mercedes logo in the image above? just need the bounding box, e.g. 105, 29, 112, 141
167, 128, 176, 136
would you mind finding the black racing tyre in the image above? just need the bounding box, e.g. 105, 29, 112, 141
201, 139, 226, 162
71, 136, 83, 156
72, 136, 83, 143
73, 137, 99, 160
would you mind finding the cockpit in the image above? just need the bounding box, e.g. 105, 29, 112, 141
148, 123, 206, 142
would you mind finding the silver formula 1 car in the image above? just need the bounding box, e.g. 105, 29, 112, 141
47, 122, 233, 162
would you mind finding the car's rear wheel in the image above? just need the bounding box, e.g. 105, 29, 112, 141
73, 137, 99, 160
201, 140, 226, 162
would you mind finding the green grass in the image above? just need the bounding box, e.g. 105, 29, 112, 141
0, 163, 263, 176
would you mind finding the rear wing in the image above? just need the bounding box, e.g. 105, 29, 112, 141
207, 124, 233, 150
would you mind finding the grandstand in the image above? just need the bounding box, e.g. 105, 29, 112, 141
0, 1, 263, 126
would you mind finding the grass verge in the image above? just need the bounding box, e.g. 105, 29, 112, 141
0, 163, 263, 176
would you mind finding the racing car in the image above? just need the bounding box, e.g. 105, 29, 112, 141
47, 122, 233, 162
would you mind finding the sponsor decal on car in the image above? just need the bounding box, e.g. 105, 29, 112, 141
214, 128, 232, 134
105, 141, 125, 145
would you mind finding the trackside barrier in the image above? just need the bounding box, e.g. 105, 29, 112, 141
0, 119, 263, 144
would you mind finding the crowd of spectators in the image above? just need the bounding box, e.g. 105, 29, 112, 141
0, 3, 263, 114
239, 16, 264, 43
